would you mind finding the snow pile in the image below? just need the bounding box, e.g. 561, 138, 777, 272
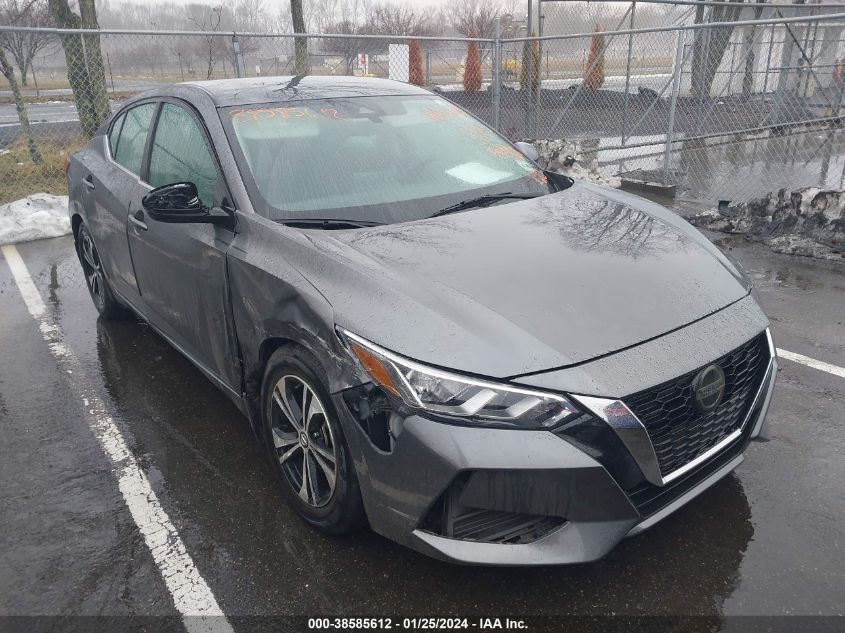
558, 158, 622, 189
688, 187, 844, 261
768, 235, 842, 261
527, 138, 621, 189
0, 194, 71, 246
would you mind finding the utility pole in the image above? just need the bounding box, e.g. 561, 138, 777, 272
492, 17, 502, 131
525, 0, 533, 137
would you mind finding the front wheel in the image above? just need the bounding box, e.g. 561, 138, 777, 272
261, 346, 366, 534
76, 223, 128, 320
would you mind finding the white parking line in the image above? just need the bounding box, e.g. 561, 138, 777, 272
777, 348, 845, 379
1, 244, 234, 633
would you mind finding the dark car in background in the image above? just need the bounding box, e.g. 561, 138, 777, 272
66, 76, 777, 564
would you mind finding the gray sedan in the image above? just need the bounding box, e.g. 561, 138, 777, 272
66, 76, 776, 565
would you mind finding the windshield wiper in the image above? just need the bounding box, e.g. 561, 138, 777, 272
430, 192, 543, 218
278, 218, 384, 229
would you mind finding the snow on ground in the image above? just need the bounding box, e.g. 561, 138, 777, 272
0, 194, 71, 246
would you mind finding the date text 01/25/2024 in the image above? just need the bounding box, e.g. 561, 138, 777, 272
307, 618, 528, 630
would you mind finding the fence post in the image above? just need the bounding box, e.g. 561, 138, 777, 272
492, 17, 502, 132
525, 0, 533, 138
622, 1, 637, 144
233, 34, 245, 78
664, 32, 685, 181
534, 3, 545, 138
425, 49, 431, 85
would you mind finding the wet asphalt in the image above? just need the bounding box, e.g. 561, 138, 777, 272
0, 233, 843, 626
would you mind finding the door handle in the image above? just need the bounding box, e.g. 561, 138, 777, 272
83, 175, 95, 191
129, 211, 148, 231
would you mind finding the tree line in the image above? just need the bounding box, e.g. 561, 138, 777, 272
2, 0, 533, 89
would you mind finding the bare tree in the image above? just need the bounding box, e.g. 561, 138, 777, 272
314, 1, 443, 77
167, 37, 198, 80
304, 0, 342, 34
233, 0, 267, 58
447, 0, 502, 40
290, 0, 308, 74
320, 18, 378, 74
0, 48, 42, 163
368, 2, 441, 37
48, 0, 111, 138
98, 0, 187, 30
234, 0, 266, 31
0, 0, 53, 86
690, 0, 745, 99
187, 4, 225, 79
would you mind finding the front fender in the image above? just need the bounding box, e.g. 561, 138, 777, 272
227, 213, 367, 427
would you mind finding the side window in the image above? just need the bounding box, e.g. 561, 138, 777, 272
108, 112, 126, 157
114, 103, 156, 175
148, 103, 219, 208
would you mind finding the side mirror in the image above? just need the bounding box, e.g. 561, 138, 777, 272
514, 141, 540, 163
142, 182, 230, 225
544, 170, 574, 191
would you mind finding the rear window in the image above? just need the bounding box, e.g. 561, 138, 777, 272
108, 112, 125, 157
113, 102, 156, 176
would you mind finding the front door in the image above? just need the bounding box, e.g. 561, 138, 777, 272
127, 100, 240, 390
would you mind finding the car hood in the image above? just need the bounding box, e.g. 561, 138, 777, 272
295, 182, 750, 379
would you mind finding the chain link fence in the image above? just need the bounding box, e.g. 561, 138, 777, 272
2, 6, 845, 209
527, 3, 845, 206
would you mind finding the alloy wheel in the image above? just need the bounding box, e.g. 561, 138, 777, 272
270, 375, 338, 508
79, 229, 106, 310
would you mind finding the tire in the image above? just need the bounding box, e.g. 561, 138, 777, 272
75, 223, 128, 320
261, 345, 366, 534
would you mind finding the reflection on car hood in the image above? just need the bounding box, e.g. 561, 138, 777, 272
298, 182, 750, 379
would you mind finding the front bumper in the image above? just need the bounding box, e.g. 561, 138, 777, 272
333, 346, 775, 566
334, 294, 775, 566
335, 405, 635, 564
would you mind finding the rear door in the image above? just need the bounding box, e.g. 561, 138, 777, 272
126, 99, 240, 390
82, 101, 157, 300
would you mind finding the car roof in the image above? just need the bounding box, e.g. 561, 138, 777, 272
181, 75, 432, 107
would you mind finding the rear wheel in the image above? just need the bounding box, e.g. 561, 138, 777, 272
261, 346, 366, 534
76, 223, 127, 320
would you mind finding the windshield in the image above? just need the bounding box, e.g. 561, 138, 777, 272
222, 95, 550, 225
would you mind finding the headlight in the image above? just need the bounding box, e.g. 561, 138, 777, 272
340, 329, 580, 429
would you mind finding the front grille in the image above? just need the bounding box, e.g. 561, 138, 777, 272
625, 333, 769, 478
626, 427, 747, 517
